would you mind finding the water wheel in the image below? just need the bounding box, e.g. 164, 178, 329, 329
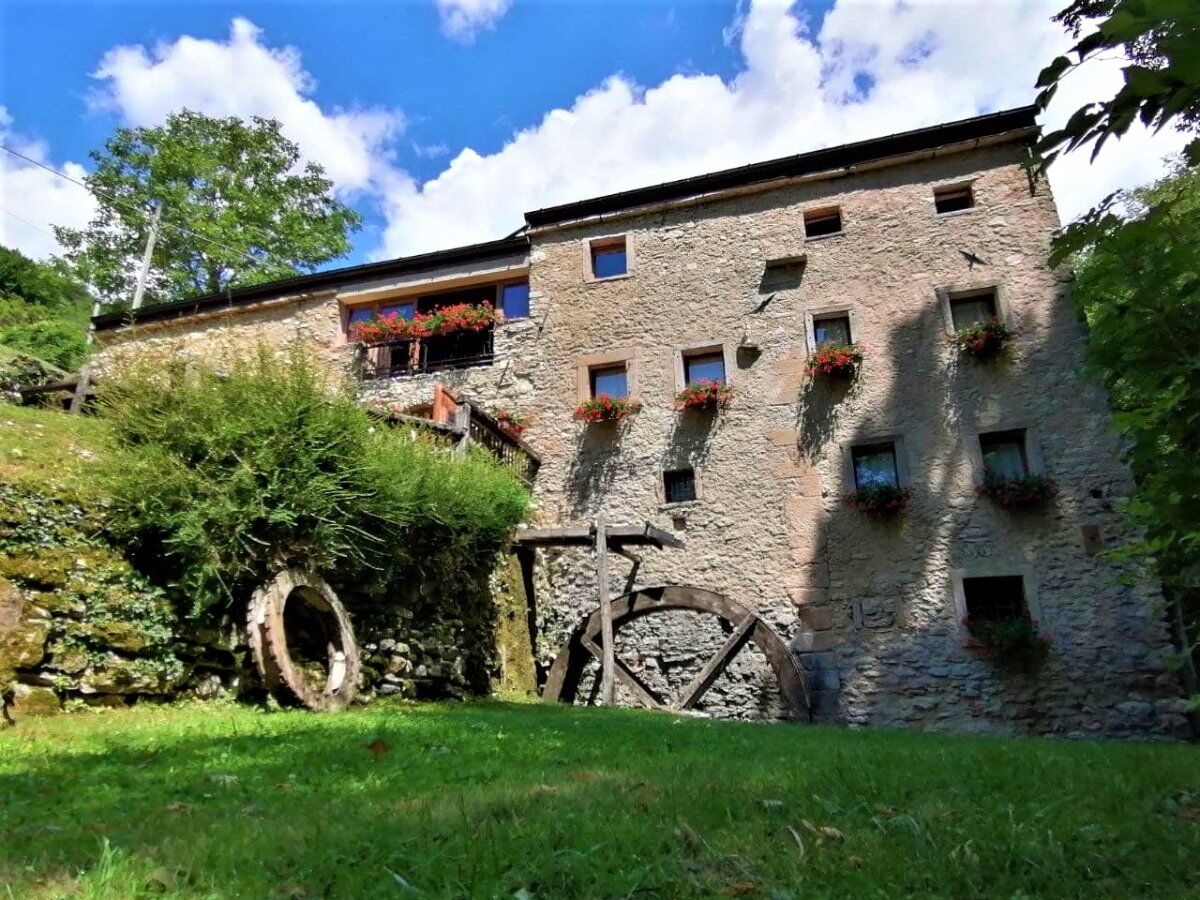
247, 569, 360, 711
542, 585, 810, 720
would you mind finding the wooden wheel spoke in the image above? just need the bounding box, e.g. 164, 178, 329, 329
671, 615, 756, 711
581, 635, 664, 710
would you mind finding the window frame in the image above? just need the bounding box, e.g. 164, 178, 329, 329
804, 305, 859, 354
970, 425, 1045, 486
586, 234, 631, 282
841, 434, 910, 494
950, 568, 1041, 632
497, 278, 532, 320
576, 349, 638, 404
803, 206, 844, 240
661, 467, 700, 506
673, 341, 733, 391
589, 363, 630, 400
936, 282, 1009, 336
933, 182, 976, 216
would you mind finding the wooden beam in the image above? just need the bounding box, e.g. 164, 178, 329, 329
513, 522, 685, 550
671, 615, 756, 711
596, 513, 614, 707
581, 635, 663, 710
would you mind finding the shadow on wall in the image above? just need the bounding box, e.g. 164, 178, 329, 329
793, 245, 1185, 737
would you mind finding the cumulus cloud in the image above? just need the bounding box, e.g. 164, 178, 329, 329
435, 0, 513, 44
379, 0, 1185, 256
90, 18, 403, 198
0, 108, 96, 260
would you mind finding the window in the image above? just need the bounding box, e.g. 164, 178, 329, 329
979, 430, 1028, 481
934, 184, 975, 214
948, 288, 998, 331
813, 313, 851, 347
590, 363, 629, 398
379, 302, 415, 321
852, 442, 899, 489
499, 281, 530, 319
683, 350, 726, 385
804, 207, 843, 238
663, 468, 697, 504
347, 307, 374, 326
962, 575, 1026, 623
590, 237, 628, 278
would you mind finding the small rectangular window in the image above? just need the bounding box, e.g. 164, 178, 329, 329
683, 350, 726, 385
804, 208, 842, 238
813, 314, 852, 347
500, 281, 530, 319
962, 575, 1026, 623
663, 468, 697, 504
380, 302, 415, 321
591, 237, 628, 278
347, 307, 374, 325
590, 363, 628, 398
934, 185, 975, 214
852, 442, 899, 489
949, 288, 998, 331
980, 430, 1028, 481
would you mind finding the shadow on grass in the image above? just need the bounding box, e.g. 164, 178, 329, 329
0, 702, 1197, 898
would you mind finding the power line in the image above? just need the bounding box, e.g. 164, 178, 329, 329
0, 143, 282, 268
0, 204, 59, 240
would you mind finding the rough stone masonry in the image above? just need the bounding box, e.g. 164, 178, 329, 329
90, 107, 1191, 737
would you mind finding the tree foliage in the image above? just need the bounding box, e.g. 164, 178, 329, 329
97, 346, 529, 621
1036, 0, 1200, 170
0, 245, 90, 369
55, 112, 361, 308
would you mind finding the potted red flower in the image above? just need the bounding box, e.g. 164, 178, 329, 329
964, 615, 1051, 666
845, 483, 910, 516
955, 318, 1010, 358
806, 343, 862, 379
573, 395, 643, 423
674, 379, 734, 412
494, 408, 532, 438
976, 473, 1057, 509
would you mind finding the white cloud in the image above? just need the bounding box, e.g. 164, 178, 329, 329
0, 108, 97, 260
379, 0, 1185, 256
90, 18, 403, 198
435, 0, 513, 44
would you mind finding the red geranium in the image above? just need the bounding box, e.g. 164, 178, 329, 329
674, 380, 733, 412
955, 318, 1010, 358
845, 483, 909, 516
350, 302, 497, 345
976, 473, 1057, 509
806, 342, 862, 379
494, 408, 532, 438
573, 395, 643, 423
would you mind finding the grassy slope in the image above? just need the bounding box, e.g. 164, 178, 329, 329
0, 403, 110, 498
0, 703, 1197, 898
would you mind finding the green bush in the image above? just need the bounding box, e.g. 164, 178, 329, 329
98, 345, 530, 622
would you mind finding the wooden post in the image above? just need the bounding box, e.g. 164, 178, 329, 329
68, 364, 91, 415
596, 513, 614, 706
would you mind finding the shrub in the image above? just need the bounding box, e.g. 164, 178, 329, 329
977, 473, 1057, 509
674, 380, 733, 412
965, 615, 1051, 665
98, 345, 530, 620
806, 343, 862, 378
955, 318, 1010, 358
573, 395, 642, 423
846, 483, 909, 516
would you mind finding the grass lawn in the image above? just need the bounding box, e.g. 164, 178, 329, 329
0, 403, 110, 498
0, 703, 1197, 898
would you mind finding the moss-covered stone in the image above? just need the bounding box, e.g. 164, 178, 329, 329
79, 655, 188, 695
6, 683, 60, 719
0, 547, 79, 590
0, 610, 49, 676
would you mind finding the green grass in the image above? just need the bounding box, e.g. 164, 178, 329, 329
0, 703, 1197, 898
0, 403, 111, 498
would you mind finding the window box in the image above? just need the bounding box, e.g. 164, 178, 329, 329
977, 473, 1057, 509
845, 483, 910, 516
806, 342, 862, 379
494, 408, 532, 439
961, 576, 1050, 666
573, 395, 643, 423
350, 301, 497, 344
675, 380, 733, 412
955, 317, 1010, 358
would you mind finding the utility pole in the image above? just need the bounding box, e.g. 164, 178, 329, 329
130, 202, 163, 311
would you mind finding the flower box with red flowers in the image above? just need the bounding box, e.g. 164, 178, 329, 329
845, 483, 910, 516
494, 408, 532, 438
674, 379, 734, 412
806, 342, 862, 379
573, 395, 643, 424
954, 318, 1010, 358
976, 473, 1057, 509
964, 615, 1051, 665
349, 302, 497, 345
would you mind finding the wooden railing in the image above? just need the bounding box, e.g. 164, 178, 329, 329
359, 329, 494, 380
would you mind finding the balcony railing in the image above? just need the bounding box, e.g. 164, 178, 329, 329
358, 329, 494, 380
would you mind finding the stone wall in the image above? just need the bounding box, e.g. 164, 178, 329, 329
89, 138, 1191, 736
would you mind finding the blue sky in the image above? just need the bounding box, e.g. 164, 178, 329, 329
0, 0, 1184, 268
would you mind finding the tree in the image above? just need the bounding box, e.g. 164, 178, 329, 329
1036, 0, 1200, 172
54, 112, 361, 309
0, 245, 90, 369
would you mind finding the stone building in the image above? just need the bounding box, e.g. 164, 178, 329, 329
92, 106, 1189, 737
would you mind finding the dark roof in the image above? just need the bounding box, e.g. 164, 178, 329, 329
525, 105, 1039, 228
92, 234, 529, 331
